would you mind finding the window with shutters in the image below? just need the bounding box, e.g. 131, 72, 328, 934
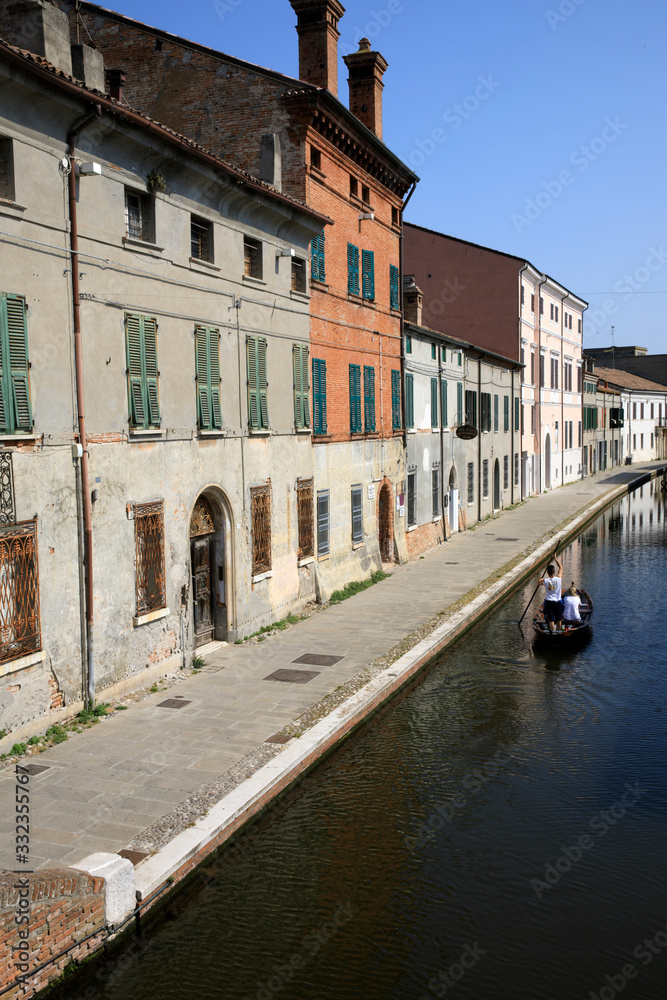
317, 490, 330, 556
520, 347, 525, 382
362, 184, 370, 204
291, 257, 306, 293
539, 353, 545, 387
351, 485, 363, 544
363, 366, 376, 432
292, 344, 310, 430
456, 383, 463, 425
124, 189, 152, 242
480, 393, 491, 432
135, 501, 166, 616
391, 206, 399, 227
0, 293, 33, 434
504, 455, 509, 491
405, 373, 414, 428
391, 369, 401, 430
465, 390, 478, 428
530, 293, 535, 313
311, 231, 325, 283
251, 484, 271, 575
482, 459, 489, 497
407, 472, 417, 526
515, 396, 520, 432
125, 314, 160, 430
0, 136, 15, 202
350, 175, 358, 198
347, 243, 360, 295
405, 336, 412, 354
514, 453, 519, 486
243, 236, 263, 279
195, 325, 222, 431
493, 394, 499, 432
349, 364, 362, 433
504, 395, 509, 432
296, 478, 314, 560
246, 336, 269, 430
0, 519, 41, 665
389, 265, 400, 310
191, 216, 212, 262
441, 380, 448, 428
467, 462, 474, 504
362, 250, 375, 301
432, 467, 440, 519
431, 378, 439, 429
312, 358, 327, 435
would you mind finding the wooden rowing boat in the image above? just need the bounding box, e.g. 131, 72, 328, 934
532, 589, 593, 639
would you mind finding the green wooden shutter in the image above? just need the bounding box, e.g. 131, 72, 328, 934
389, 265, 399, 310
391, 369, 401, 429
313, 358, 327, 435
362, 250, 375, 300
493, 394, 499, 432
364, 365, 375, 432
504, 395, 509, 432
258, 337, 268, 428
431, 378, 438, 428
195, 326, 211, 429
441, 380, 448, 428
348, 244, 360, 295
1, 294, 32, 432
247, 336, 259, 428
311, 231, 325, 283
349, 364, 361, 433
126, 314, 146, 427
456, 382, 463, 424
406, 373, 414, 428
209, 328, 222, 429
143, 317, 160, 427
515, 396, 520, 431
293, 344, 310, 429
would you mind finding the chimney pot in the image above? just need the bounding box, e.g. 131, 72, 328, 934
289, 0, 346, 96
342, 39, 388, 139
8, 0, 73, 76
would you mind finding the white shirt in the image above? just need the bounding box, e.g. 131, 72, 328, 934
562, 594, 581, 621
543, 575, 562, 602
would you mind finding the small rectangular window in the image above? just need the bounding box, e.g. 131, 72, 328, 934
531, 293, 535, 313
351, 485, 363, 544
406, 335, 412, 354
406, 373, 414, 428
467, 462, 474, 505
431, 343, 436, 361
407, 472, 417, 526
135, 501, 166, 616
251, 484, 272, 575
540, 296, 544, 315
191, 216, 212, 262
244, 236, 263, 279
550, 302, 554, 321
504, 395, 509, 432
465, 390, 478, 428
391, 206, 399, 227
291, 257, 306, 293
362, 184, 370, 204
432, 467, 440, 519
125, 188, 152, 242
441, 380, 448, 428
515, 396, 520, 432
317, 490, 330, 555
311, 146, 322, 171
555, 305, 559, 323
0, 135, 15, 202
350, 176, 358, 198
297, 479, 314, 560
578, 318, 582, 334
521, 285, 525, 307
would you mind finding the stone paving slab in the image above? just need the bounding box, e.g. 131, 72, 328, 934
0, 464, 661, 870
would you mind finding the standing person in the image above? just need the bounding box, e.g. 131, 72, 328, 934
562, 583, 582, 626
538, 553, 563, 632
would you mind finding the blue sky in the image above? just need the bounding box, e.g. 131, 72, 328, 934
95, 0, 666, 355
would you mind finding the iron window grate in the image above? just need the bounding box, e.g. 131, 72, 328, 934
251, 483, 272, 575
297, 479, 314, 560
135, 501, 166, 616
0, 519, 41, 665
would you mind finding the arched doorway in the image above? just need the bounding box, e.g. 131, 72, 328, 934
448, 465, 458, 533
493, 458, 501, 510
189, 491, 233, 646
378, 483, 393, 563
544, 433, 552, 489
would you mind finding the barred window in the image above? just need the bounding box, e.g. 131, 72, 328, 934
251, 484, 271, 575
351, 485, 363, 544
297, 479, 314, 560
244, 236, 263, 279
0, 519, 41, 664
135, 501, 166, 616
467, 463, 474, 505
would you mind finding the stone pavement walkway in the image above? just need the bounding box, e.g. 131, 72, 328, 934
0, 464, 660, 872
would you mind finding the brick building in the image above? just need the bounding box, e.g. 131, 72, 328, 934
49, 0, 418, 596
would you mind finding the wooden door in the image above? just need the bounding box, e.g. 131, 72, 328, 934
191, 536, 214, 646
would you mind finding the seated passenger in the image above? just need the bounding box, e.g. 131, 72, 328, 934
562, 583, 582, 626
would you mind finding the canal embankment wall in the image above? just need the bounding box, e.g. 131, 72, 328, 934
2, 463, 666, 999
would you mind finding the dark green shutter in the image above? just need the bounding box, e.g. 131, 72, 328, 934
389, 265, 399, 310
362, 250, 375, 300
515, 397, 520, 431
456, 382, 463, 424
209, 329, 222, 429
431, 378, 438, 428
406, 373, 414, 428
125, 314, 160, 430
441, 380, 448, 427
258, 337, 268, 428
349, 364, 361, 433
493, 394, 499, 432
504, 395, 509, 432
143, 317, 160, 427
347, 244, 360, 295
195, 325, 222, 431
364, 365, 375, 432
311, 231, 325, 283
247, 336, 259, 428
0, 293, 33, 432
313, 358, 327, 435
292, 344, 310, 429
391, 369, 401, 429
126, 314, 145, 427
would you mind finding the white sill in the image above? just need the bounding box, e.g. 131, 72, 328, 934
290, 290, 310, 302
298, 556, 314, 568
0, 200, 27, 218
189, 256, 220, 272
0, 432, 41, 443
317, 553, 330, 562
0, 649, 45, 677
198, 429, 226, 438
295, 427, 312, 435
122, 237, 164, 254
242, 274, 266, 286
407, 428, 417, 434
133, 607, 170, 627
252, 570, 273, 584
352, 541, 364, 550
406, 524, 417, 532
129, 428, 164, 438
432, 515, 442, 522
248, 428, 271, 437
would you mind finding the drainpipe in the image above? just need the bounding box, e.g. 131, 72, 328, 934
437, 343, 447, 541
399, 180, 417, 451
537, 275, 547, 492
477, 352, 484, 525
68, 107, 101, 708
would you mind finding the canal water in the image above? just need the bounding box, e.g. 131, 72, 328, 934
87, 481, 666, 1000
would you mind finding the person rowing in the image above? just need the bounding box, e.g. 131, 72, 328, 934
538, 553, 563, 632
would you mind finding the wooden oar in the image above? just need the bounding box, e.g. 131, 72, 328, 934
517, 551, 557, 627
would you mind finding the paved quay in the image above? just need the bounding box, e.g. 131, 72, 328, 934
0, 464, 662, 877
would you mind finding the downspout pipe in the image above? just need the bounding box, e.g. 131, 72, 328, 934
437, 344, 448, 541
536, 275, 547, 492
68, 107, 101, 708
478, 352, 484, 525
399, 180, 417, 449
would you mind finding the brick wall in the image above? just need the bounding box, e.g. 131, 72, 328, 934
0, 869, 106, 999
405, 519, 445, 560
147, 629, 176, 665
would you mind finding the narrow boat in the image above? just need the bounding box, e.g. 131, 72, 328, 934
532, 589, 593, 640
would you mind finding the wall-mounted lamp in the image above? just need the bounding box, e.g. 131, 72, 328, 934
358, 212, 374, 221
77, 161, 102, 176
276, 248, 295, 257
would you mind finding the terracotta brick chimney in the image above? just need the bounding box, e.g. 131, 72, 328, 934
343, 38, 388, 139
289, 0, 345, 96
403, 277, 423, 326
